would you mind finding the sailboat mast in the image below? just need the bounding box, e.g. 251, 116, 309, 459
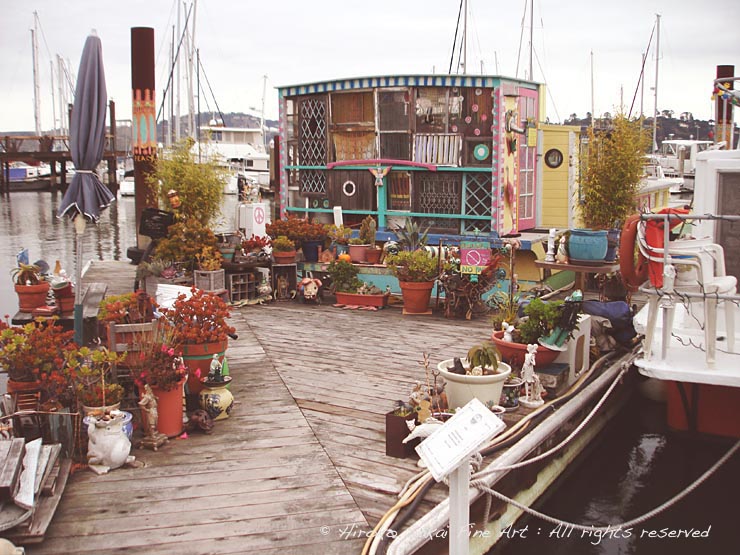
652, 13, 660, 152
590, 50, 595, 129
529, 0, 534, 80
175, 1, 181, 141
261, 74, 267, 149
31, 14, 42, 136
462, 0, 467, 73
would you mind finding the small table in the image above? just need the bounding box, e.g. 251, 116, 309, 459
535, 259, 621, 292
12, 282, 108, 341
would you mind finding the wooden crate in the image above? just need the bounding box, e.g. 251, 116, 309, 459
194, 269, 225, 292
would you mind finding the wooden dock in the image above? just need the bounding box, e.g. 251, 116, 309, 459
23, 261, 491, 554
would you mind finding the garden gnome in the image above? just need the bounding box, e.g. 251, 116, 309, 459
208, 354, 223, 382
519, 344, 544, 408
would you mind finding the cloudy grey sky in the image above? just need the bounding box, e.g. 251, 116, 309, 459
2, 0, 738, 132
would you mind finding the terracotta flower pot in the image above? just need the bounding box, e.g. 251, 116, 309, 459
335, 291, 389, 307
490, 330, 559, 368
365, 247, 382, 264
273, 250, 296, 264
151, 379, 186, 438
399, 281, 434, 314
348, 244, 369, 263
15, 281, 50, 312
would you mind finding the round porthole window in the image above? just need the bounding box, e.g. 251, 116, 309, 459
342, 180, 356, 197
544, 148, 564, 169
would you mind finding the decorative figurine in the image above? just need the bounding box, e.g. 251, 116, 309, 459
519, 344, 544, 409
207, 354, 223, 382
137, 384, 168, 450
545, 228, 557, 263
556, 235, 568, 264
185, 409, 215, 434
86, 412, 135, 474
503, 322, 515, 343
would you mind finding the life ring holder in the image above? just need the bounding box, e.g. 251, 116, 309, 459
342, 180, 356, 197
619, 214, 649, 292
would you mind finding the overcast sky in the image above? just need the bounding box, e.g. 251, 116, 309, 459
1, 0, 738, 133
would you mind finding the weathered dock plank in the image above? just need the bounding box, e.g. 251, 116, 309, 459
23, 260, 492, 554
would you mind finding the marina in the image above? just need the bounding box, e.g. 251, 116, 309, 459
1, 1, 739, 553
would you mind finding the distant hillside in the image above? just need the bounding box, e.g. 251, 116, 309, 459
562, 112, 738, 146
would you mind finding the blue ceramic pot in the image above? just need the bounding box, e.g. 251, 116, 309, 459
301, 240, 324, 262
568, 229, 608, 261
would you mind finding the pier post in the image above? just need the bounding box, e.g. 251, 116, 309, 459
131, 27, 158, 250
449, 460, 471, 555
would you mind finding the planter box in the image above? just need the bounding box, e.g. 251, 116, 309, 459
107, 321, 157, 371
385, 411, 419, 458
194, 269, 226, 292
335, 291, 390, 307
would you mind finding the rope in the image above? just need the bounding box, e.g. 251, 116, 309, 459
473, 361, 630, 479
473, 439, 740, 532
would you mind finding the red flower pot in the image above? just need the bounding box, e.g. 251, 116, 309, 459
15, 282, 50, 312
490, 330, 559, 369
150, 378, 186, 438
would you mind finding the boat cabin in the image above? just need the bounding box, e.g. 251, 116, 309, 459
276, 74, 548, 240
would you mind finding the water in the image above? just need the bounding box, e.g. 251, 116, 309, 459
0, 191, 240, 320
493, 394, 737, 554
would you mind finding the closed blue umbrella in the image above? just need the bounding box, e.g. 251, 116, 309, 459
57, 32, 115, 345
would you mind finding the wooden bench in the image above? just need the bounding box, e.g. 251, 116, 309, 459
11, 282, 108, 341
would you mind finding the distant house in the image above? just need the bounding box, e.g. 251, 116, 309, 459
276, 74, 555, 240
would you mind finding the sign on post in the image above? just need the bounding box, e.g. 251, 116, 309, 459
416, 398, 506, 555
459, 241, 491, 276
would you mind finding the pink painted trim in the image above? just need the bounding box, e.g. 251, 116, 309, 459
326, 159, 438, 171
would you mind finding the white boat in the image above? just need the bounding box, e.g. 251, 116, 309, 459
643, 155, 685, 194
193, 121, 270, 195
119, 175, 135, 197
652, 139, 723, 191
630, 148, 740, 439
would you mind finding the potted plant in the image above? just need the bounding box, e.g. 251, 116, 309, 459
272, 235, 297, 264
437, 341, 512, 410
11, 263, 51, 312
327, 225, 353, 256
161, 288, 235, 401
128, 321, 188, 437
360, 216, 383, 264
573, 114, 650, 261
194, 245, 225, 292
64, 346, 126, 416
99, 291, 157, 366
385, 401, 418, 459
297, 220, 328, 262
152, 218, 219, 271
490, 297, 566, 368
385, 249, 439, 314
326, 259, 390, 308
0, 318, 76, 399
241, 234, 271, 255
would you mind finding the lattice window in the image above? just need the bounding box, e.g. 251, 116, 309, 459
414, 172, 462, 214
299, 96, 327, 166
299, 169, 326, 196
463, 173, 492, 234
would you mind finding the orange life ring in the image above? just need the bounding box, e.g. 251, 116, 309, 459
619, 214, 649, 291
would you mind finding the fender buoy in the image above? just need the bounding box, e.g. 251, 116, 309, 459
619, 214, 649, 292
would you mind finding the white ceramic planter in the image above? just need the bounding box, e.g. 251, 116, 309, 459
437, 359, 512, 410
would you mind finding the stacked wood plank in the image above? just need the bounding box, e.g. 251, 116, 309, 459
0, 438, 70, 543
